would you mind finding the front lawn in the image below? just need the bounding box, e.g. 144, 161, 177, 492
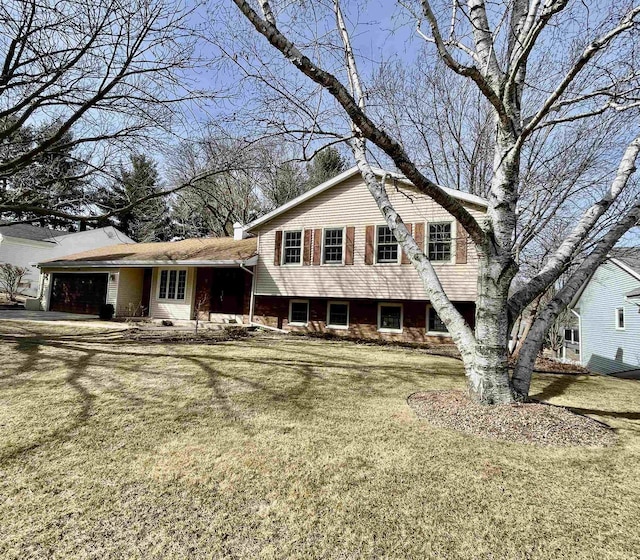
1, 322, 638, 559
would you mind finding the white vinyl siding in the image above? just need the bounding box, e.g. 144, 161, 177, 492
149, 267, 196, 320
115, 268, 145, 316
575, 261, 640, 374
253, 174, 481, 301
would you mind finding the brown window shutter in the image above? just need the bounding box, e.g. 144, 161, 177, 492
312, 228, 322, 265
274, 230, 282, 266
303, 229, 312, 265
345, 226, 355, 265
364, 225, 375, 265
401, 223, 413, 264
456, 222, 468, 264
414, 223, 425, 254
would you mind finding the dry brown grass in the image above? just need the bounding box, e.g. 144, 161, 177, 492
1, 321, 639, 559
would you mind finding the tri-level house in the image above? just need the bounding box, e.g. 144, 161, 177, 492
244, 167, 486, 343
37, 167, 486, 342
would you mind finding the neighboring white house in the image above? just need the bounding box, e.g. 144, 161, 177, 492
566, 247, 640, 376
0, 224, 134, 297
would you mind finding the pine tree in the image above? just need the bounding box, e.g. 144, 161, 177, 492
107, 154, 171, 242
305, 147, 347, 189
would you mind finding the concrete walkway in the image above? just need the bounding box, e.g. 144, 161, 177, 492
0, 309, 130, 329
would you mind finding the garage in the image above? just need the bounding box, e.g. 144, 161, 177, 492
49, 273, 108, 314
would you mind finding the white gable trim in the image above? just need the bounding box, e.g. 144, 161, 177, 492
609, 257, 640, 283
244, 166, 488, 233
569, 255, 640, 309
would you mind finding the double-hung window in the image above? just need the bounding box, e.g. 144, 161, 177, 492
378, 303, 403, 332
159, 269, 187, 300
323, 228, 344, 264
376, 225, 398, 263
427, 306, 448, 334
327, 302, 349, 329
289, 300, 309, 325
283, 231, 302, 264
616, 307, 625, 330
428, 223, 452, 262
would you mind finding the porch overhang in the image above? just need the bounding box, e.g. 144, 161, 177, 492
38, 256, 258, 269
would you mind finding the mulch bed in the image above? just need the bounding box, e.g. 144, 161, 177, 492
408, 390, 616, 447
123, 326, 251, 344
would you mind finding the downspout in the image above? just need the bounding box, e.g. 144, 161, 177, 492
239, 262, 255, 325
570, 308, 582, 365
241, 258, 287, 333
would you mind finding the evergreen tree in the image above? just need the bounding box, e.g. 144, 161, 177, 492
305, 147, 347, 189
106, 154, 170, 242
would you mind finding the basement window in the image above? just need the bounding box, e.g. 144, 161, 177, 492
289, 300, 309, 326
378, 303, 403, 333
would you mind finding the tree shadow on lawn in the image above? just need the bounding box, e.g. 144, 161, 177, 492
1, 332, 466, 461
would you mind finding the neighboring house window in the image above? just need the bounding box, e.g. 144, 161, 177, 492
323, 228, 344, 264
564, 328, 579, 343
427, 306, 448, 334
158, 269, 187, 300
376, 225, 398, 263
289, 300, 309, 325
378, 303, 403, 332
283, 231, 302, 264
327, 301, 349, 329
616, 307, 625, 330
428, 223, 452, 262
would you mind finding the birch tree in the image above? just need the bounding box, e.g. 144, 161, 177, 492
228, 0, 640, 404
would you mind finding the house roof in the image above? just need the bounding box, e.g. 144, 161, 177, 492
39, 237, 258, 268
0, 223, 73, 242
570, 246, 640, 309
244, 166, 489, 233
609, 247, 640, 280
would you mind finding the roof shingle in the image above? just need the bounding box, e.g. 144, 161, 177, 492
41, 237, 257, 266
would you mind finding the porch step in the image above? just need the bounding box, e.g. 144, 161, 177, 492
208, 313, 244, 324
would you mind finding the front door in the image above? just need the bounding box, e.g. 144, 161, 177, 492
210, 269, 246, 314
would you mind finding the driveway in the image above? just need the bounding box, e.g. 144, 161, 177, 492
0, 309, 129, 329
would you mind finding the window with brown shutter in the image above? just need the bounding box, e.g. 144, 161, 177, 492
312, 228, 322, 265
364, 225, 375, 265
456, 222, 468, 264
401, 223, 413, 264
303, 229, 312, 265
274, 230, 282, 266
345, 226, 355, 265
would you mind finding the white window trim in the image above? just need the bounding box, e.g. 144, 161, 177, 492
377, 302, 403, 333
157, 268, 188, 302
615, 306, 625, 330
426, 304, 451, 337
322, 226, 346, 265
326, 300, 350, 330
289, 299, 309, 326
427, 221, 455, 264
281, 229, 304, 266
375, 224, 401, 265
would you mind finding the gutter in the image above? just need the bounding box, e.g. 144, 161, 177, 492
37, 256, 259, 269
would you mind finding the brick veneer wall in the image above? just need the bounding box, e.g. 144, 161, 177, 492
253, 295, 475, 344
